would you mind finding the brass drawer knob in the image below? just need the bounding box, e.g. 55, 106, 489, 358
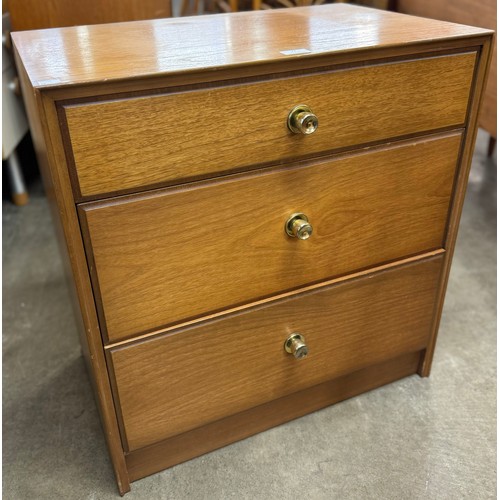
287, 105, 318, 135
285, 213, 313, 240
284, 333, 308, 359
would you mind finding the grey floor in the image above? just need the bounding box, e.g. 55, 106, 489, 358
3, 130, 496, 499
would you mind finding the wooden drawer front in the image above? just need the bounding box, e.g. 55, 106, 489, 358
65, 52, 475, 198
110, 256, 442, 451
80, 133, 460, 342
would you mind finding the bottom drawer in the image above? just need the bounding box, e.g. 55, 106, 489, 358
110, 256, 443, 451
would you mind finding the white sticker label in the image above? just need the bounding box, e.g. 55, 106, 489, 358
280, 48, 311, 56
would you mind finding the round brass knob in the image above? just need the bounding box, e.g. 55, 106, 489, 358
285, 213, 313, 240
284, 333, 308, 359
287, 105, 318, 135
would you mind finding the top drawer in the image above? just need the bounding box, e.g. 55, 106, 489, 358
63, 52, 475, 198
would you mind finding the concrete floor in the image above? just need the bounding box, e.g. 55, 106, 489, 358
3, 130, 496, 499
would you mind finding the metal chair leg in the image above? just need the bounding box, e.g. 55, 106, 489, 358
6, 149, 29, 206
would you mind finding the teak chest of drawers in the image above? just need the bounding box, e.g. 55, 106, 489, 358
13, 4, 493, 494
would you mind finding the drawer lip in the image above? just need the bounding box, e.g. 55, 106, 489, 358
78, 129, 463, 211
79, 132, 461, 343
62, 50, 476, 200
70, 125, 464, 205
105, 248, 445, 351
108, 254, 444, 451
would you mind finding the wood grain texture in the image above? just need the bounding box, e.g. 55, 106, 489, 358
9, 0, 172, 32
397, 0, 496, 137
13, 45, 131, 495
10, 4, 491, 90
65, 52, 475, 197
125, 350, 422, 481
110, 256, 442, 451
80, 133, 461, 342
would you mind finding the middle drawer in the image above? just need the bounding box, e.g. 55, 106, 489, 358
79, 132, 461, 342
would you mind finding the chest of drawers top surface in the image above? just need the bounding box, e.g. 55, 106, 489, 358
11, 4, 492, 496
12, 3, 490, 90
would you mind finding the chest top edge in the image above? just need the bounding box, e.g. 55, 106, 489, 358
11, 4, 493, 92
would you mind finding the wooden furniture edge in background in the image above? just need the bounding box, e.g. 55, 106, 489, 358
9, 0, 172, 31
396, 0, 496, 145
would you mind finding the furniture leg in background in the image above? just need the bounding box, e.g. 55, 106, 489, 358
3, 11, 29, 205
5, 149, 28, 205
